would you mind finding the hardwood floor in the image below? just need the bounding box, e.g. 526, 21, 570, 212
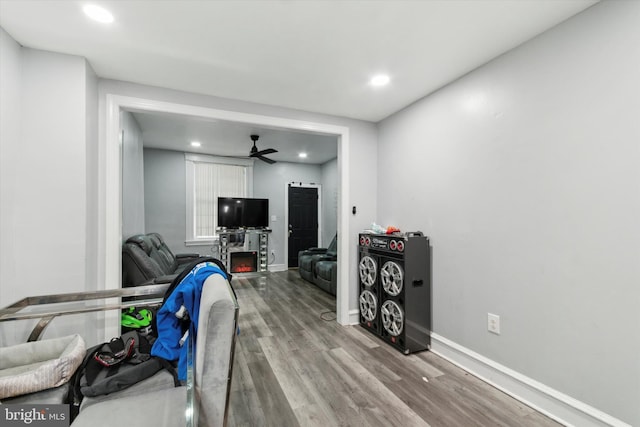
227, 271, 560, 427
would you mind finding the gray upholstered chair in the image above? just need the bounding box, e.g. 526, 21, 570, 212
298, 234, 337, 295
122, 233, 200, 287
314, 259, 337, 295
72, 272, 239, 426
147, 232, 200, 273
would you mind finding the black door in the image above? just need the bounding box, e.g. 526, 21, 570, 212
288, 186, 318, 267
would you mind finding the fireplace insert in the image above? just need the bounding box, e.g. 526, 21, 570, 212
230, 251, 258, 273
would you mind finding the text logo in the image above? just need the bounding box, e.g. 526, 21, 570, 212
1, 405, 69, 427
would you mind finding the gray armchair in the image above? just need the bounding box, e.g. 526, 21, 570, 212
72, 272, 239, 426
122, 233, 200, 287
298, 234, 337, 296
314, 259, 337, 295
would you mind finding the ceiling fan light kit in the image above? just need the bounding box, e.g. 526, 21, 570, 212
249, 135, 278, 164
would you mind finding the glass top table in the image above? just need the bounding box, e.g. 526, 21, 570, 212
0, 283, 211, 426
0, 284, 169, 341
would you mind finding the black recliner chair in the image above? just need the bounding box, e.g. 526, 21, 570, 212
122, 233, 200, 287
298, 234, 337, 295
314, 258, 337, 295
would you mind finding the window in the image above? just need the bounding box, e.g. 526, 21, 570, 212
185, 154, 253, 243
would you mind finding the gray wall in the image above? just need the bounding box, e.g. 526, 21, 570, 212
377, 1, 640, 425
253, 160, 323, 268
142, 148, 332, 268
321, 158, 338, 246
122, 111, 145, 239
0, 35, 98, 345
142, 149, 210, 255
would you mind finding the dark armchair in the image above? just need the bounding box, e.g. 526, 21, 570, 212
298, 234, 337, 295
122, 233, 200, 287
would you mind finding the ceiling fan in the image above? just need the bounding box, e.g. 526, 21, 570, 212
249, 134, 278, 164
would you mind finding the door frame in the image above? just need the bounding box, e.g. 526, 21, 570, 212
103, 94, 351, 339
284, 182, 322, 268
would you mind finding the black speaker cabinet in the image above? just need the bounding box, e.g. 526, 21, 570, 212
358, 232, 431, 354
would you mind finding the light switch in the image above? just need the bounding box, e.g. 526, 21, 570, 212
271, 215, 277, 222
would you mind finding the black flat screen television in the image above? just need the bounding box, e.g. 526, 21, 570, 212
218, 197, 269, 229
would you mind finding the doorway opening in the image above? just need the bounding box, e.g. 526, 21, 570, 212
104, 94, 351, 339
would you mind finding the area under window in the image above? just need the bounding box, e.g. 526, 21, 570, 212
185, 154, 253, 244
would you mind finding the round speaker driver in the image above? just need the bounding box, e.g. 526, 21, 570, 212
359, 256, 377, 287
381, 261, 404, 296
381, 300, 404, 336
359, 290, 378, 322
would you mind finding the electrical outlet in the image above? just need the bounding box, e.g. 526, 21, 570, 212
488, 313, 500, 335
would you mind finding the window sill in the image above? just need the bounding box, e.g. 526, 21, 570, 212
185, 239, 217, 246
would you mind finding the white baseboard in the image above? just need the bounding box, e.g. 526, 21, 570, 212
430, 333, 630, 427
268, 264, 287, 272
347, 309, 360, 325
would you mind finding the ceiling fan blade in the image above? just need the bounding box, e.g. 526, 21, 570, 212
247, 136, 276, 163
256, 155, 276, 164
250, 148, 277, 157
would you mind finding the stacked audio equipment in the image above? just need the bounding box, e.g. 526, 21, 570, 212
358, 232, 431, 354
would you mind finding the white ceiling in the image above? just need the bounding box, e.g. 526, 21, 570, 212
0, 0, 598, 123
132, 111, 338, 164
1, 0, 597, 164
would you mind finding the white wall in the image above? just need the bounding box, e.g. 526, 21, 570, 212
0, 27, 23, 343
377, 1, 639, 425
99, 80, 377, 316
321, 158, 338, 246
0, 35, 98, 344
253, 160, 322, 268
122, 111, 145, 239
84, 55, 100, 346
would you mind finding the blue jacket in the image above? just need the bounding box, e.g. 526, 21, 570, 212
151, 262, 227, 380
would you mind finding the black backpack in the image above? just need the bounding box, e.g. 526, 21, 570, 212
71, 331, 179, 416
71, 258, 231, 417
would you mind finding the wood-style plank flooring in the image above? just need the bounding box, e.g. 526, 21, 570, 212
227, 271, 560, 427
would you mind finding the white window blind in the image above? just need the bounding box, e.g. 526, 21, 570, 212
194, 162, 247, 237
185, 154, 253, 243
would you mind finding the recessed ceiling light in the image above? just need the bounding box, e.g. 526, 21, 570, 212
83, 4, 114, 23
190, 141, 201, 147
298, 152, 308, 158
370, 74, 390, 87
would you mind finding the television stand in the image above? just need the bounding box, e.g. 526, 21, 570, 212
218, 229, 271, 273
